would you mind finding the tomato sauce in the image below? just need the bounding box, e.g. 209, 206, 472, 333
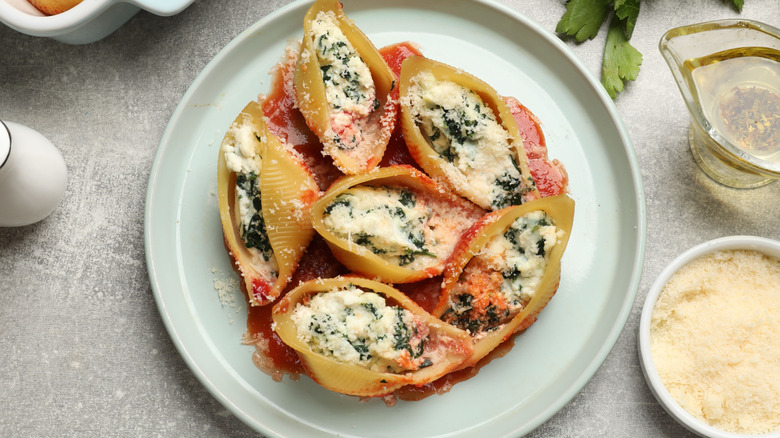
246, 303, 301, 373
244, 235, 347, 375
504, 96, 569, 197
241, 41, 567, 400
395, 332, 518, 401
378, 42, 424, 169
381, 41, 422, 79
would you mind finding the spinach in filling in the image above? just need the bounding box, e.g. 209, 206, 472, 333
412, 74, 537, 210
393, 307, 425, 359
422, 98, 489, 164
236, 172, 273, 261
443, 212, 556, 333
292, 287, 432, 372
442, 292, 511, 333
311, 12, 376, 151
322, 186, 436, 266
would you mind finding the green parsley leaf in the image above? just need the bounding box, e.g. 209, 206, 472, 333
555, 0, 614, 42
614, 0, 640, 39
601, 14, 643, 98
557, 0, 747, 98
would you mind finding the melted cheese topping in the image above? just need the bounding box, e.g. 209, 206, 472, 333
291, 286, 431, 373
322, 185, 468, 271
443, 211, 560, 333
311, 11, 377, 151
404, 71, 532, 210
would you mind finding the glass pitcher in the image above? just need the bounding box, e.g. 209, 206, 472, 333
659, 19, 780, 188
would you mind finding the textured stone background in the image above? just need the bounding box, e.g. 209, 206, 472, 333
1, 0, 779, 436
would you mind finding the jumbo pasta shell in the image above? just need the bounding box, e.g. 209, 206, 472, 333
272, 277, 473, 396
399, 55, 540, 210
432, 195, 574, 367
311, 165, 485, 283
294, 0, 397, 174
218, 100, 319, 306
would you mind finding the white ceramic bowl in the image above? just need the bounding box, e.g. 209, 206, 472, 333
0, 0, 194, 44
638, 235, 780, 438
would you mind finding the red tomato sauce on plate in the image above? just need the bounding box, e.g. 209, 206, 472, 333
240, 41, 568, 398
504, 96, 568, 197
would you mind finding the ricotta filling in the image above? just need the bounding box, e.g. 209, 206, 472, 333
221, 122, 279, 280
291, 286, 432, 373
404, 72, 534, 210
322, 185, 439, 270
443, 211, 560, 333
311, 11, 378, 151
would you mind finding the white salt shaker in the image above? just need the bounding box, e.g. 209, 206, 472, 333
0, 121, 68, 227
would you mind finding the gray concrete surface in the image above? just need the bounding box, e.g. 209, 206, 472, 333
1, 0, 779, 436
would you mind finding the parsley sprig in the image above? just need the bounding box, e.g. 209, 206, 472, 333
555, 0, 745, 98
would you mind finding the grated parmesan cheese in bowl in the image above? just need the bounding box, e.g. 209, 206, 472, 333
639, 236, 780, 438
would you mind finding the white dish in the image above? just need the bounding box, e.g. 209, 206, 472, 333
638, 236, 780, 438
145, 0, 646, 436
0, 0, 194, 44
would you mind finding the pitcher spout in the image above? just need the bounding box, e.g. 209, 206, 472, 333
659, 19, 780, 188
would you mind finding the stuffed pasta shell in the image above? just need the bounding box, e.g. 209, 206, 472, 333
294, 0, 397, 175
432, 195, 574, 366
218, 100, 320, 306
400, 55, 540, 210
272, 277, 473, 396
311, 165, 485, 283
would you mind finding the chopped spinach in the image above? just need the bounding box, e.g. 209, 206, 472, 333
324, 194, 353, 215
492, 170, 524, 209
536, 238, 546, 256
399, 189, 416, 208
362, 302, 379, 318
354, 232, 373, 246
491, 154, 527, 209
502, 266, 522, 281
399, 248, 436, 266
309, 320, 324, 335
484, 304, 508, 326
443, 292, 511, 333
392, 308, 424, 358
350, 338, 372, 360
504, 225, 522, 246
316, 33, 330, 52
236, 172, 273, 260
313, 21, 374, 151
457, 293, 473, 308
320, 64, 333, 83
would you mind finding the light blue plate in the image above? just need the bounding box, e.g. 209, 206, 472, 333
144, 0, 646, 436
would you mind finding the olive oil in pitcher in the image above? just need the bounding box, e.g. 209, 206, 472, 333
686, 47, 780, 164
660, 20, 780, 188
